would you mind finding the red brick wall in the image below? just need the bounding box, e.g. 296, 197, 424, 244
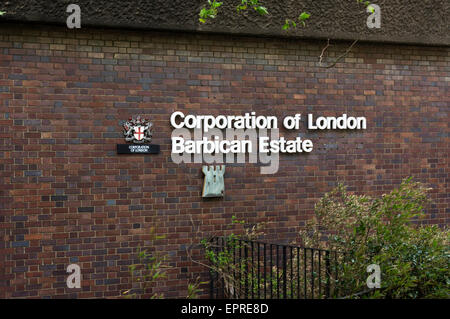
0, 23, 448, 298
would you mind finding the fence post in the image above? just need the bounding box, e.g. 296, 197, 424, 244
210, 269, 215, 298
244, 242, 248, 298
216, 237, 219, 298
209, 237, 216, 299
282, 246, 287, 298
325, 251, 331, 298
251, 241, 254, 299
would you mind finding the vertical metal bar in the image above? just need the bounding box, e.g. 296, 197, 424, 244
264, 243, 267, 299
318, 250, 321, 298
335, 251, 338, 297
311, 249, 314, 299
216, 237, 219, 299
223, 237, 226, 298
270, 244, 273, 299
297, 247, 300, 299
220, 237, 223, 298
233, 237, 236, 299
257, 243, 261, 299
218, 237, 221, 298
303, 248, 307, 299
223, 237, 227, 298
226, 237, 230, 299
210, 245, 214, 299
290, 246, 293, 299
245, 242, 248, 298
239, 240, 242, 298
251, 241, 254, 299
221, 237, 225, 298
283, 246, 287, 299
276, 245, 279, 299
325, 250, 331, 299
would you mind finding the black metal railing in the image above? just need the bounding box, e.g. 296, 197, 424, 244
208, 237, 344, 299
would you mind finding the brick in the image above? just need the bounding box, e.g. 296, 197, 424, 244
51, 195, 67, 201
11, 241, 29, 248
24, 170, 42, 177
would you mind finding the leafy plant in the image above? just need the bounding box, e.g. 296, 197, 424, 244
299, 177, 449, 298
187, 276, 209, 299
282, 12, 310, 30
199, 0, 223, 23
122, 228, 170, 299
201, 216, 266, 298
236, 0, 268, 16
358, 0, 375, 12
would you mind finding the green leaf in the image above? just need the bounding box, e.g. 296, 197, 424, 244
255, 6, 268, 15
237, 5, 247, 12
0, 11, 5, 16
199, 8, 208, 18
298, 12, 310, 21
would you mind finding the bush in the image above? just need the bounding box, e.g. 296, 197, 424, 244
300, 177, 449, 298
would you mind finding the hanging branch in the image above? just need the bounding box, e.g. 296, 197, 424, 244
319, 38, 331, 64
319, 39, 359, 68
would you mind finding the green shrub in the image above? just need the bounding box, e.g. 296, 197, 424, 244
300, 177, 449, 298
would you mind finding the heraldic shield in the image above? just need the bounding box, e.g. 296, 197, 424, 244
133, 126, 145, 141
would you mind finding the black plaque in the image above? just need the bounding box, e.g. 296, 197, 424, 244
117, 144, 160, 154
